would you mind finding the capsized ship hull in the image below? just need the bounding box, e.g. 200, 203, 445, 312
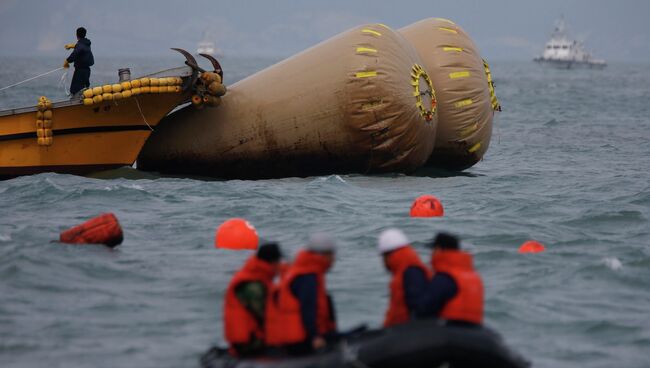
138, 24, 438, 179
0, 68, 192, 179
400, 18, 499, 171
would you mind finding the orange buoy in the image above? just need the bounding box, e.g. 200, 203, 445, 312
214, 218, 259, 250
410, 195, 444, 217
59, 213, 123, 248
519, 240, 545, 254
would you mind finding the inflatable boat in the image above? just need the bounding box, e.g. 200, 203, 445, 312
200, 320, 530, 368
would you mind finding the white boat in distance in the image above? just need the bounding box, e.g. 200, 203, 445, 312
196, 31, 223, 57
534, 18, 606, 69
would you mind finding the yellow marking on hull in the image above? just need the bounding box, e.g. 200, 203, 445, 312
443, 47, 463, 52
454, 99, 473, 108
449, 71, 470, 79
468, 142, 482, 153
355, 71, 378, 78
356, 47, 377, 54
362, 29, 382, 36
434, 18, 456, 24
459, 123, 478, 137
438, 27, 458, 34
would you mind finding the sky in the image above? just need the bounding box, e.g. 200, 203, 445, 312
0, 0, 649, 62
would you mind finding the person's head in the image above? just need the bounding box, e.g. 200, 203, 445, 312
256, 242, 282, 270
377, 228, 410, 271
430, 232, 460, 252
76, 27, 87, 40
306, 232, 337, 269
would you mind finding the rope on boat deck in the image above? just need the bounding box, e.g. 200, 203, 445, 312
133, 96, 154, 131
0, 67, 64, 92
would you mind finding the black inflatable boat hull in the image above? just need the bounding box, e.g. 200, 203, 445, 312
201, 320, 529, 368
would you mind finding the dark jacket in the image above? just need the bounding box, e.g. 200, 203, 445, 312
402, 266, 428, 317
415, 272, 458, 318
67, 38, 94, 68
290, 274, 336, 340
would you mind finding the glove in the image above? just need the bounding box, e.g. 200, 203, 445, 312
64, 43, 76, 50
63, 60, 69, 68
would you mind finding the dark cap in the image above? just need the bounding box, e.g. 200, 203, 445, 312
429, 232, 460, 250
257, 242, 282, 263
76, 27, 87, 39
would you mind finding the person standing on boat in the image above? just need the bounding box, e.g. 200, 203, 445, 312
377, 228, 430, 327
265, 233, 338, 355
63, 27, 94, 96
418, 233, 484, 325
223, 243, 282, 357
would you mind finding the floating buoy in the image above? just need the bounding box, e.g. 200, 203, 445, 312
59, 213, 124, 248
122, 90, 132, 98
121, 81, 132, 90
102, 93, 113, 101
131, 79, 141, 88
83, 89, 94, 98
410, 195, 444, 217
92, 95, 103, 104
518, 240, 545, 254
83, 98, 93, 106
214, 218, 259, 250
207, 82, 226, 96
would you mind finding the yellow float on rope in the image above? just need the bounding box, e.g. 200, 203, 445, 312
83, 98, 93, 106
111, 84, 122, 93
92, 86, 103, 96
131, 88, 141, 95
102, 93, 113, 101
121, 81, 131, 90
140, 78, 150, 87
131, 79, 141, 88
122, 90, 132, 98
92, 95, 103, 104
102, 85, 113, 94
83, 89, 94, 99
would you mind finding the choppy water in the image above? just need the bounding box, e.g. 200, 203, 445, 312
1, 57, 650, 368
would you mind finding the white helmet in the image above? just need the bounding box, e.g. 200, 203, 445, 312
306, 232, 337, 253
377, 228, 410, 254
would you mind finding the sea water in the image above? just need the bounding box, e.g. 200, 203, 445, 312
1, 57, 649, 368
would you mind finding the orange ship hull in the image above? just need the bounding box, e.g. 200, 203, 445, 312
0, 83, 189, 179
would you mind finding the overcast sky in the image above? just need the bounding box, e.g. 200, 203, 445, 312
1, 0, 649, 62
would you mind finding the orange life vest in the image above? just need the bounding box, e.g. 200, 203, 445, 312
223, 256, 276, 348
265, 250, 335, 346
384, 246, 431, 327
431, 249, 484, 324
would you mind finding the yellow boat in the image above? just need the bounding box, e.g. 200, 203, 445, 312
0, 50, 224, 179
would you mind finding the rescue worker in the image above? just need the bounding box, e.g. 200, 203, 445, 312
417, 233, 484, 325
377, 228, 430, 327
265, 233, 337, 355
223, 242, 282, 357
63, 27, 94, 96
